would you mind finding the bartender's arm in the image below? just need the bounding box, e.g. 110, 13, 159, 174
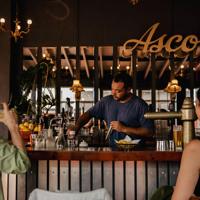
74, 111, 92, 134
110, 121, 153, 138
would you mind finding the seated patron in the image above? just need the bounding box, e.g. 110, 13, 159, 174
171, 88, 200, 200
151, 88, 200, 200
0, 103, 30, 200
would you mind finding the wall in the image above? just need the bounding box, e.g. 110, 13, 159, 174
0, 0, 10, 138
22, 0, 200, 46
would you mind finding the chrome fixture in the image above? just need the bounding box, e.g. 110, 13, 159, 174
144, 97, 197, 147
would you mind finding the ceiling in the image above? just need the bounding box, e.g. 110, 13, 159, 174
23, 45, 200, 84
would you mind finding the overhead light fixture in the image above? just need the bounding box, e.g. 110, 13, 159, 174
129, 0, 140, 5
70, 80, 84, 101
179, 64, 185, 77
164, 79, 182, 93
0, 17, 32, 42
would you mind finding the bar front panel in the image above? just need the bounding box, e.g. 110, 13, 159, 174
3, 159, 180, 200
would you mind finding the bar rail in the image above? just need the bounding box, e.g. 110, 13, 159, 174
27, 147, 182, 161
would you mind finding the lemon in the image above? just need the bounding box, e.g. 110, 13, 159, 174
34, 126, 39, 132
23, 122, 29, 127
19, 124, 24, 130
28, 123, 34, 130
21, 126, 30, 132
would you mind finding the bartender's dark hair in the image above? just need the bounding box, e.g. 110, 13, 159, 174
113, 72, 132, 89
197, 88, 200, 101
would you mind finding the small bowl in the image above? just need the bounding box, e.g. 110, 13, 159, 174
116, 143, 136, 151
115, 139, 141, 151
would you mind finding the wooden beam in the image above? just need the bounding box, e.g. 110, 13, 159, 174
94, 46, 99, 104
81, 47, 90, 78
131, 51, 137, 95
56, 46, 61, 114
99, 47, 103, 78
144, 59, 151, 79
26, 48, 37, 65
61, 47, 74, 77
151, 53, 156, 111
159, 59, 169, 79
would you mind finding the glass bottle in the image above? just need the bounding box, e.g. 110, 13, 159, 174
56, 127, 66, 149
46, 128, 55, 149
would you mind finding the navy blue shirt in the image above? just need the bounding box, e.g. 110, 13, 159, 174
88, 95, 154, 147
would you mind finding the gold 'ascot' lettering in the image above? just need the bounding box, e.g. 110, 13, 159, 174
123, 23, 200, 54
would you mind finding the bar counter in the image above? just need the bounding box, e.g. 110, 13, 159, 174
27, 147, 182, 161
2, 146, 182, 200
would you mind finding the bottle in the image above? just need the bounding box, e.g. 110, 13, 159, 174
46, 128, 55, 149
50, 113, 63, 136
56, 127, 66, 149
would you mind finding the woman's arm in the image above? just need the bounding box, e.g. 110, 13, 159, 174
0, 102, 30, 173
0, 102, 25, 151
171, 140, 200, 200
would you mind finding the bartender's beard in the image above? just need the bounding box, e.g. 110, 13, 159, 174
113, 93, 132, 102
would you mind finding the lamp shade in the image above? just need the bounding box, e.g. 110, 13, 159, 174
164, 79, 182, 93
70, 79, 84, 101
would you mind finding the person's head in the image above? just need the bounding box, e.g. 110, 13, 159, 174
111, 72, 132, 101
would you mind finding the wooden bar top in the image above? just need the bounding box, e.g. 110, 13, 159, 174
27, 147, 182, 161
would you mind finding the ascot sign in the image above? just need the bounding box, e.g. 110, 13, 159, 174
122, 22, 200, 56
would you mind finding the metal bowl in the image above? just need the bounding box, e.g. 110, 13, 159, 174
116, 143, 136, 151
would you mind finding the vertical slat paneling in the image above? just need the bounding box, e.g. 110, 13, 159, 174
92, 161, 102, 190
60, 161, 69, 192
81, 161, 91, 192
17, 174, 26, 200
114, 161, 124, 200
103, 161, 113, 198
38, 160, 47, 190
2, 158, 180, 200
126, 161, 135, 200
49, 160, 58, 191
136, 161, 146, 200
2, 173, 8, 200
26, 160, 37, 198
147, 161, 157, 200
169, 161, 179, 186
71, 160, 80, 191
8, 174, 16, 200
158, 161, 168, 187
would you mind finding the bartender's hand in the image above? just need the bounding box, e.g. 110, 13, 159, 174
110, 121, 126, 133
66, 124, 76, 138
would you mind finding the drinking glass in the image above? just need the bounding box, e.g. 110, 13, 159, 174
173, 125, 183, 151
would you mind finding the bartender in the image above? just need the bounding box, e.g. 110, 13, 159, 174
73, 72, 154, 147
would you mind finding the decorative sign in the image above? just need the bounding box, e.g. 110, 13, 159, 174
122, 23, 200, 56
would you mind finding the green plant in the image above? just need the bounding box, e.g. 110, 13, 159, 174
15, 58, 56, 115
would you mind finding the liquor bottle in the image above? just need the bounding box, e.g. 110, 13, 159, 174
55, 127, 66, 149
46, 128, 55, 149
